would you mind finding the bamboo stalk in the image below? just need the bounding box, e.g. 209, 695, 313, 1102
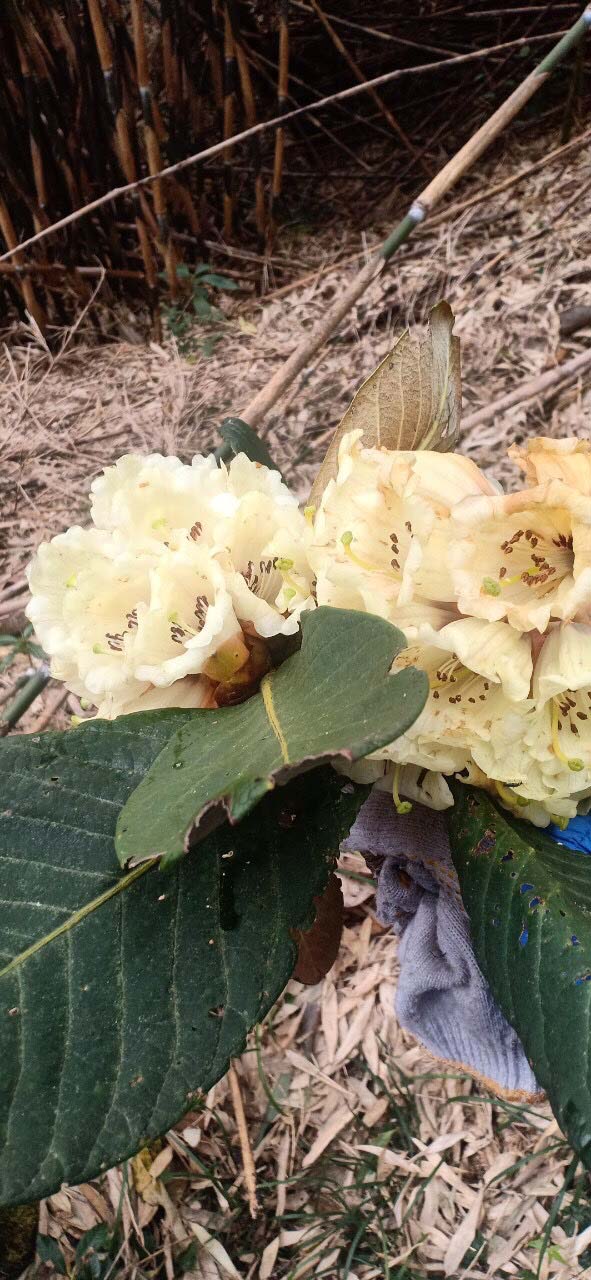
241, 5, 591, 428
0, 195, 46, 331
228, 1, 265, 249
160, 0, 201, 238
130, 0, 178, 296
270, 0, 289, 225
308, 0, 430, 173
289, 1, 457, 56
3, 14, 590, 268
0, 262, 146, 280
222, 1, 237, 241
15, 34, 48, 231
86, 0, 157, 298
250, 42, 375, 172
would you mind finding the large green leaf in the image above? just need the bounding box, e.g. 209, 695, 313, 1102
116, 607, 428, 869
0, 702, 364, 1206
449, 787, 591, 1168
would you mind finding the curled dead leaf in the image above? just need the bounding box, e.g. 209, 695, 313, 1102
292, 873, 343, 985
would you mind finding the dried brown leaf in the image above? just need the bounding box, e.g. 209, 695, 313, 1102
310, 301, 461, 501
292, 874, 343, 986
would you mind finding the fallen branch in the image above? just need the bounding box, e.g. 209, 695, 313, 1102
461, 346, 591, 431
227, 1063, 258, 1220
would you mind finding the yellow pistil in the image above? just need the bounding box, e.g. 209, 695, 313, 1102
482, 563, 543, 597
275, 557, 303, 597
303, 504, 316, 525
494, 781, 529, 810
340, 530, 400, 579
92, 642, 105, 655
65, 573, 77, 589
168, 610, 199, 639
393, 764, 412, 816
151, 516, 168, 530
551, 700, 584, 772
501, 565, 544, 587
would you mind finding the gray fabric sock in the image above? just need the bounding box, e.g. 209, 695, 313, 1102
343, 789, 540, 1096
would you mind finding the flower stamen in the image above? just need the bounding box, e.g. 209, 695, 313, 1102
551, 700, 584, 772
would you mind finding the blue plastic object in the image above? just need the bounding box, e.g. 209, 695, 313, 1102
549, 814, 591, 855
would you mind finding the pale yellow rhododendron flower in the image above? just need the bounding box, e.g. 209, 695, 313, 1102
509, 436, 591, 494
91, 453, 226, 547
98, 675, 215, 720
467, 625, 591, 824
307, 430, 496, 632
531, 623, 591, 789
371, 617, 532, 777
26, 526, 155, 705
27, 450, 314, 718
450, 480, 591, 633
132, 546, 245, 688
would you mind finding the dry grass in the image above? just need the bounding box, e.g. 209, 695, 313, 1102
3, 125, 591, 1278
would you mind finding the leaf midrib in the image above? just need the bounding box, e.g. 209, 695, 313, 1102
0, 862, 152, 980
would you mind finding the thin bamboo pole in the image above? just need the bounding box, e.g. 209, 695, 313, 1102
241, 5, 591, 428
3, 13, 590, 268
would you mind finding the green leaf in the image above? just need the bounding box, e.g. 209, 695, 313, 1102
36, 1235, 67, 1274
116, 607, 428, 869
0, 702, 365, 1205
218, 416, 280, 472
310, 300, 461, 503
197, 272, 239, 290
449, 786, 591, 1169
192, 290, 216, 321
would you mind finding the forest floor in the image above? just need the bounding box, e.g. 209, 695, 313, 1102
2, 123, 591, 1279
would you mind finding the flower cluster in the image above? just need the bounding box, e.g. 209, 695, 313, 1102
26, 432, 591, 828
306, 431, 591, 826
27, 452, 313, 718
